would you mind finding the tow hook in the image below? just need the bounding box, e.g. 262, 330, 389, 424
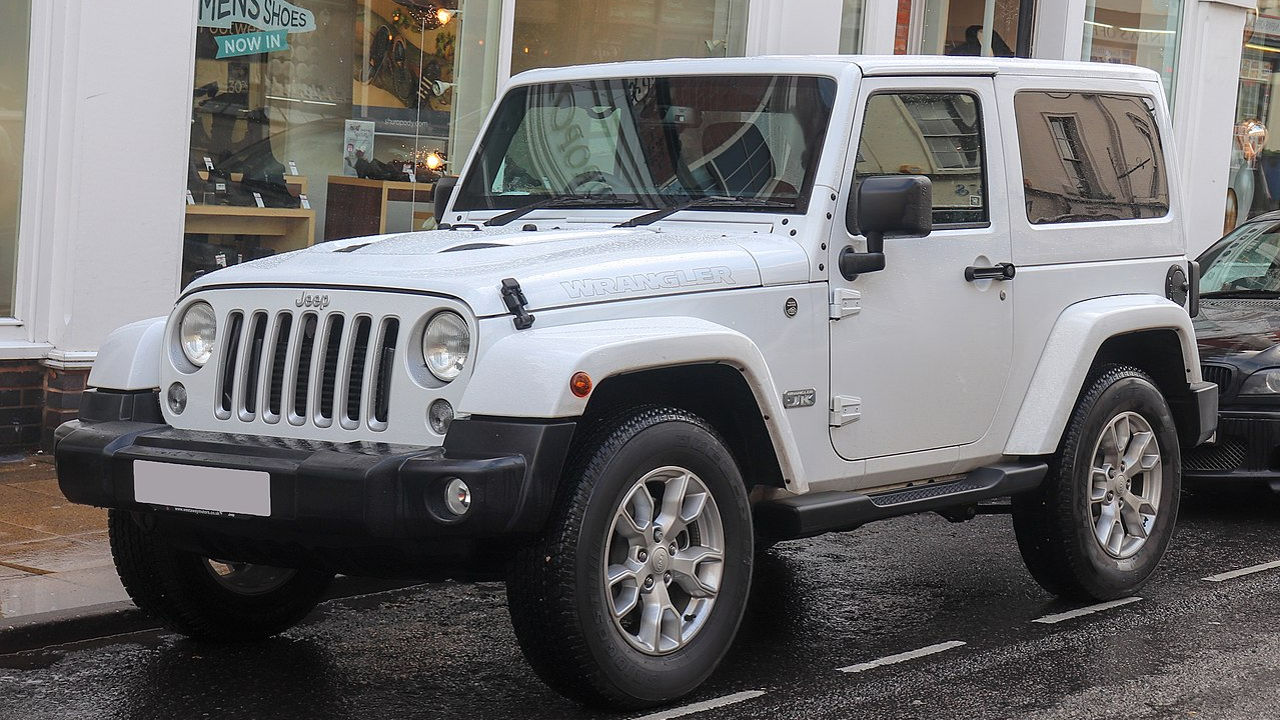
501, 277, 536, 330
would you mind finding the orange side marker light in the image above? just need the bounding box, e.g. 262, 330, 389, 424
570, 372, 593, 398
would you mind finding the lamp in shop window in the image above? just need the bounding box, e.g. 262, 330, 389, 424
425, 151, 446, 172
436, 8, 453, 25
1232, 118, 1269, 221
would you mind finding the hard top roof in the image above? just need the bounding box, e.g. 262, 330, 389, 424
507, 55, 1162, 85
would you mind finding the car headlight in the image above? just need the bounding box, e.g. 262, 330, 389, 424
179, 301, 217, 367
1240, 368, 1280, 395
423, 311, 470, 382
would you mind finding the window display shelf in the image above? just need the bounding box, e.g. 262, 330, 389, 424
324, 175, 435, 240
184, 204, 316, 252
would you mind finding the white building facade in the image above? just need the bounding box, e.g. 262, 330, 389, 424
0, 0, 1262, 450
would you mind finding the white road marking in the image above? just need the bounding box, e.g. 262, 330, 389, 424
837, 640, 967, 674
633, 690, 766, 720
1203, 559, 1280, 583
1032, 596, 1141, 624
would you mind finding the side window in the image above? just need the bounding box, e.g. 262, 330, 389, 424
854, 92, 987, 226
1014, 91, 1170, 224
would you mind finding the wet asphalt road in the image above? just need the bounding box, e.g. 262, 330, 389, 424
2, 484, 1279, 720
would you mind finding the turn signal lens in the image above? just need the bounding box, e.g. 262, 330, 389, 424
570, 372, 592, 398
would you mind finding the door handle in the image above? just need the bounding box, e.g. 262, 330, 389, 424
964, 262, 1016, 282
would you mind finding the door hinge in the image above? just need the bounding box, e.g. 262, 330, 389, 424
829, 395, 862, 427
830, 288, 861, 320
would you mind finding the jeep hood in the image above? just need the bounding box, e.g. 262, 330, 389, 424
184, 225, 808, 317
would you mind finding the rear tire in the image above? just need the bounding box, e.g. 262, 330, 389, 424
507, 407, 753, 710
109, 510, 333, 641
1012, 365, 1181, 600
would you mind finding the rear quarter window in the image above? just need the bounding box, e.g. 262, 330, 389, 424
1014, 91, 1169, 225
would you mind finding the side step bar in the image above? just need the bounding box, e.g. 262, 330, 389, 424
754, 462, 1048, 540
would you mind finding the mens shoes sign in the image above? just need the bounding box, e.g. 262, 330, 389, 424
198, 0, 315, 31
198, 0, 316, 58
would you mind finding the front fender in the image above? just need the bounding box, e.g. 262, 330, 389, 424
1004, 295, 1200, 456
460, 316, 807, 491
87, 317, 167, 391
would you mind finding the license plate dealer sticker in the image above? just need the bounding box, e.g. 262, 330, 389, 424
133, 461, 271, 517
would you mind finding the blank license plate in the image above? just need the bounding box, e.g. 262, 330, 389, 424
133, 461, 271, 517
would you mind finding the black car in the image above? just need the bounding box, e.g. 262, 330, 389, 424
1187, 210, 1280, 491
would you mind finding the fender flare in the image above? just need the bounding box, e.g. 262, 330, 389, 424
1004, 295, 1200, 456
459, 316, 808, 491
87, 317, 167, 391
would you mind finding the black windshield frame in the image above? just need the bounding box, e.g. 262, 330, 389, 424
453, 74, 838, 215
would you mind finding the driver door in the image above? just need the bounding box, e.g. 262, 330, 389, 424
828, 76, 1014, 473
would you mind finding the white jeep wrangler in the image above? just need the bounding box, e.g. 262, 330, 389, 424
57, 56, 1216, 709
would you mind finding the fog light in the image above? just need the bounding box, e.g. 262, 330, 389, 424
444, 478, 471, 516
428, 399, 454, 434
167, 382, 187, 415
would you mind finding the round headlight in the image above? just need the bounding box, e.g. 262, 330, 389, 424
179, 302, 217, 367
423, 311, 470, 382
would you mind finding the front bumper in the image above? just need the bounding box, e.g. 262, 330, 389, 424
1183, 409, 1280, 483
55, 391, 575, 572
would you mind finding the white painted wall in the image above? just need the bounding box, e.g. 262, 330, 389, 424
1174, 0, 1254, 255
12, 0, 193, 365
747, 0, 844, 54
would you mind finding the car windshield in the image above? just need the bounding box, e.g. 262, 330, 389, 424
452, 75, 838, 213
1200, 219, 1280, 297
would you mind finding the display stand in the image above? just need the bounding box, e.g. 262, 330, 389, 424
324, 176, 435, 240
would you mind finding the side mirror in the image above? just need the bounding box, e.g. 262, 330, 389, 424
433, 175, 459, 223
840, 175, 933, 280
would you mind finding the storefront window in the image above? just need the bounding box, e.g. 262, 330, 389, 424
1082, 0, 1183, 104
183, 0, 499, 287
894, 0, 1035, 57
0, 1, 31, 317
510, 0, 748, 75
1226, 6, 1280, 233
841, 0, 866, 53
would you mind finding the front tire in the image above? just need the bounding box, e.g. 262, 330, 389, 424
109, 510, 333, 641
507, 407, 753, 710
1012, 365, 1181, 600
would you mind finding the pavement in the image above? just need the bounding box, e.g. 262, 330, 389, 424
1, 481, 1278, 719
0, 456, 129, 620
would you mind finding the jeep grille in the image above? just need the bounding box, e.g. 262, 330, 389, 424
214, 309, 400, 432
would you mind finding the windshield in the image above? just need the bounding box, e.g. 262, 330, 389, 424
1200, 219, 1280, 296
453, 75, 838, 213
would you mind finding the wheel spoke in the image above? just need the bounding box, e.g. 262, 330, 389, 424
1102, 423, 1123, 466
1121, 431, 1155, 472
1090, 467, 1110, 502
615, 484, 654, 542
656, 471, 692, 535
638, 593, 665, 651
1119, 500, 1148, 540
671, 546, 723, 598
1095, 503, 1120, 547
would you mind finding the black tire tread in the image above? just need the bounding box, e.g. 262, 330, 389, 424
506, 406, 735, 709
109, 510, 332, 642
1012, 364, 1176, 600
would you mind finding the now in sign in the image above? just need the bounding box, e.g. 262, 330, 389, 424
216, 30, 289, 58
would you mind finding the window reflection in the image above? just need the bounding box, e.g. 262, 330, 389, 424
0, 1, 30, 318
855, 93, 987, 225
1014, 91, 1169, 224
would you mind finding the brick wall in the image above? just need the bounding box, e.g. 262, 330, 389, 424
43, 367, 90, 452
0, 360, 91, 454
0, 360, 45, 452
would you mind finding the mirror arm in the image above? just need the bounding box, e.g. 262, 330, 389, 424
839, 230, 886, 281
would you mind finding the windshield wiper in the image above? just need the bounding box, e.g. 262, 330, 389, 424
1200, 290, 1280, 299
483, 195, 639, 227
615, 196, 794, 228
